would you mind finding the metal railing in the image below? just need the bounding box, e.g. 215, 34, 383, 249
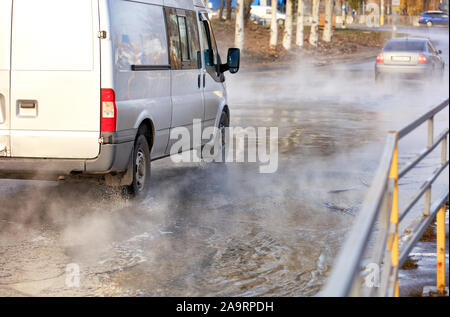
322, 99, 449, 297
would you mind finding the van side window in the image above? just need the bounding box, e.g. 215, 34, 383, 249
200, 21, 219, 67
177, 16, 190, 61
111, 1, 169, 71
186, 11, 201, 69
165, 9, 201, 70
165, 8, 182, 70
200, 16, 222, 81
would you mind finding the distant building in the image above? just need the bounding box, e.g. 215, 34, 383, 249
207, 0, 284, 10
207, 0, 236, 9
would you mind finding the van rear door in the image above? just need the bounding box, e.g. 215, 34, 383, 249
10, 0, 101, 159
0, 0, 12, 157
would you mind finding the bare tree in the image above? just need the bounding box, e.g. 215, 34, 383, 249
226, 0, 232, 20
269, 0, 278, 49
296, 0, 305, 47
341, 0, 347, 28
323, 0, 334, 42
309, 0, 320, 47
244, 0, 252, 24
283, 0, 294, 50
219, 0, 225, 20
235, 0, 245, 50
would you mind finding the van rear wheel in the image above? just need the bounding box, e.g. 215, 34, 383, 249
125, 135, 151, 198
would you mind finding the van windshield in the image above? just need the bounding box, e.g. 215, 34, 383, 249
383, 40, 426, 52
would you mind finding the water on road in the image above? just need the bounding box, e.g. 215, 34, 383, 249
0, 26, 448, 297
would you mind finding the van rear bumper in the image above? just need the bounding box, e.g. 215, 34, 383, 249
0, 141, 133, 179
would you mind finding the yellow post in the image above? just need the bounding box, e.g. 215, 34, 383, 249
437, 135, 447, 294
436, 205, 446, 294
380, 0, 385, 26
389, 132, 399, 297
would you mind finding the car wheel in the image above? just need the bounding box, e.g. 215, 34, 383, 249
375, 72, 382, 84
427, 21, 433, 27
125, 135, 151, 199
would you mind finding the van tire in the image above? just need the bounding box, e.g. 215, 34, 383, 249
217, 111, 230, 163
125, 135, 151, 198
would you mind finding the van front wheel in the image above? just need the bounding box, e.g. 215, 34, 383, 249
126, 135, 151, 198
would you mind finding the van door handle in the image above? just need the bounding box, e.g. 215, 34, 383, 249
18, 100, 37, 109
198, 74, 201, 89
203, 74, 206, 88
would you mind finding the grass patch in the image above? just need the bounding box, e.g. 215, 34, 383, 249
420, 219, 436, 242
401, 257, 419, 270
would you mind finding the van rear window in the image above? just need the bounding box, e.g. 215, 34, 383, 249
12, 0, 94, 71
111, 1, 169, 70
383, 40, 426, 52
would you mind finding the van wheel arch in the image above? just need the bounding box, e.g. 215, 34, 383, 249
137, 119, 155, 152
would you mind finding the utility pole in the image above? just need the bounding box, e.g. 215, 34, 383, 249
380, 0, 384, 26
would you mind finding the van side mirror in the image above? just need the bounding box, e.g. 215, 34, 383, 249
220, 48, 240, 74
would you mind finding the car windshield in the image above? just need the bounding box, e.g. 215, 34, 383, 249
383, 40, 426, 52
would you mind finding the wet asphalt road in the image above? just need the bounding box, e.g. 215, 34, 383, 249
0, 26, 448, 297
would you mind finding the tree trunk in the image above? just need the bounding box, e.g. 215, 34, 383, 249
235, 0, 245, 50
341, 0, 346, 28
309, 0, 320, 47
269, 0, 278, 49
226, 0, 233, 20
323, 0, 334, 42
219, 0, 225, 20
296, 0, 305, 47
244, 0, 252, 24
283, 0, 293, 50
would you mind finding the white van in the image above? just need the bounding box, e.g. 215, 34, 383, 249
0, 0, 239, 196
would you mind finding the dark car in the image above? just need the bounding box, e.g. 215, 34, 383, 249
418, 11, 449, 26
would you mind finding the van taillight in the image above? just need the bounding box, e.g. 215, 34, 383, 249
418, 54, 427, 64
101, 89, 117, 132
376, 53, 384, 63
